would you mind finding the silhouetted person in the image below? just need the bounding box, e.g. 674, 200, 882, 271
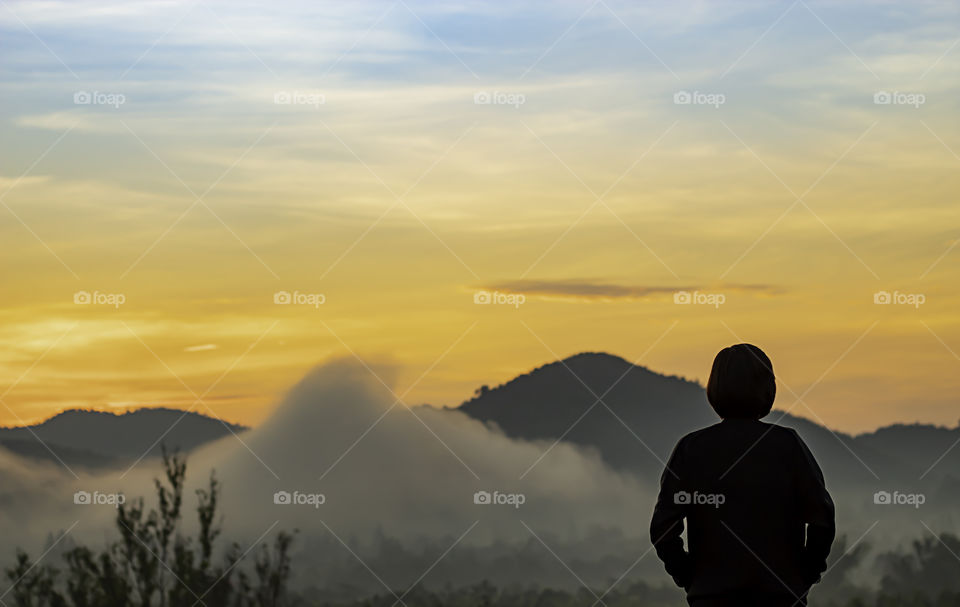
650, 344, 835, 607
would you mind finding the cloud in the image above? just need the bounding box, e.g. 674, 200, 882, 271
0, 357, 947, 594
0, 358, 660, 591
476, 279, 783, 302
183, 343, 218, 352
16, 112, 118, 133
0, 175, 51, 189
192, 358, 651, 541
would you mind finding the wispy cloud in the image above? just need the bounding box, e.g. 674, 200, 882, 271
476, 279, 782, 302
184, 343, 218, 352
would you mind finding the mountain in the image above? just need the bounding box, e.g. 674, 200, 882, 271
4, 353, 958, 490
457, 352, 960, 489
0, 408, 247, 470
459, 352, 712, 479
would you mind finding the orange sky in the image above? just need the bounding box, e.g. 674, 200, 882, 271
1, 1, 958, 434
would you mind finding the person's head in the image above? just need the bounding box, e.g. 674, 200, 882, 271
707, 343, 776, 419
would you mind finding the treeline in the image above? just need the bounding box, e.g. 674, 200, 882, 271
6, 455, 960, 607
4, 451, 295, 607
324, 583, 960, 607
303, 529, 960, 607
321, 581, 683, 606
811, 530, 960, 607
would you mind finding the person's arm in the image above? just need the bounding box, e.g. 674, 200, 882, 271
650, 437, 692, 589
790, 429, 836, 585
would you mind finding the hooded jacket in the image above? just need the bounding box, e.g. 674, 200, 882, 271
650, 419, 835, 603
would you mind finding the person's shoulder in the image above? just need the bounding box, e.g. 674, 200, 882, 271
687, 422, 724, 438
677, 422, 724, 444
761, 421, 807, 449
761, 421, 800, 436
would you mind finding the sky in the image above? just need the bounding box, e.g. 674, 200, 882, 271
0, 0, 958, 433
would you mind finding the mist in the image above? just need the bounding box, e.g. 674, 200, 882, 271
3, 358, 958, 599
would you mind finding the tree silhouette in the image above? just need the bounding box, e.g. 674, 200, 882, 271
4, 451, 294, 607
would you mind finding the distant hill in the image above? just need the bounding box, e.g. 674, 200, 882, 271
457, 352, 960, 489
459, 352, 712, 479
0, 408, 247, 470
5, 355, 959, 492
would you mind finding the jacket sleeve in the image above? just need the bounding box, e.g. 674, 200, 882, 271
791, 429, 836, 585
650, 437, 692, 589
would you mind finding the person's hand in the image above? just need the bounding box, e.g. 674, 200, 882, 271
672, 555, 693, 590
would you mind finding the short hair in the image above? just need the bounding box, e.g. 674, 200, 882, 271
706, 343, 776, 419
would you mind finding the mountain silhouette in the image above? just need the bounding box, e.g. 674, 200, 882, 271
0, 408, 247, 469
458, 352, 712, 479
3, 354, 958, 490
457, 352, 960, 488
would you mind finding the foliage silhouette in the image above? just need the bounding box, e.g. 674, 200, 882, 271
4, 450, 294, 607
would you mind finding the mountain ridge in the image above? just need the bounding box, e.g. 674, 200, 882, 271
0, 407, 247, 470
3, 353, 958, 487
456, 351, 960, 488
